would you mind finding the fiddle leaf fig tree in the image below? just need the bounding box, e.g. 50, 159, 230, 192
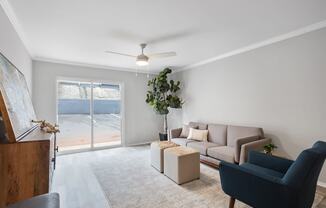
146, 68, 183, 137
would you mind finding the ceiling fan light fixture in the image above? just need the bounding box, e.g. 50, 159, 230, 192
136, 60, 148, 66
105, 43, 176, 67
136, 54, 149, 66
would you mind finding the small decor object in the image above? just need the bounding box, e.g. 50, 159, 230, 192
32, 120, 60, 169
146, 68, 183, 141
263, 143, 277, 155
32, 120, 60, 134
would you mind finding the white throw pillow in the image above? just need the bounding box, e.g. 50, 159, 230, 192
180, 124, 198, 138
187, 128, 208, 142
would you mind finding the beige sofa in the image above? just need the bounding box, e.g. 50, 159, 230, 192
170, 122, 271, 166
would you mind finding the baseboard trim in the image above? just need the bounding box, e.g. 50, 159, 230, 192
318, 181, 326, 188
127, 140, 154, 147
57, 144, 123, 156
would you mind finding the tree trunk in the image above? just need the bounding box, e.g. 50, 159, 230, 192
163, 114, 168, 136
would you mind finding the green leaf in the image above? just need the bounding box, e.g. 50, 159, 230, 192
145, 67, 183, 114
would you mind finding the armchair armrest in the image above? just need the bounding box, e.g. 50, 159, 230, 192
219, 161, 291, 207
170, 128, 182, 139
234, 136, 260, 163
239, 138, 271, 164
248, 151, 294, 174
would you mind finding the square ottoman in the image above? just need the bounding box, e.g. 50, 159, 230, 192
151, 141, 179, 172
164, 146, 200, 184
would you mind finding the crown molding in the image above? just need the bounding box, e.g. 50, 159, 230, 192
33, 56, 158, 75
3, 0, 326, 74
0, 0, 34, 56
177, 20, 326, 72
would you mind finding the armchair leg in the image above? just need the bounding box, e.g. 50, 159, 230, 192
229, 197, 235, 208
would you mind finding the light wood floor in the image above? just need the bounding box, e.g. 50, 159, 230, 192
51, 150, 111, 208
51, 147, 326, 208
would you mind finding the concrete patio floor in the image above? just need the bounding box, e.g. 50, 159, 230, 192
57, 114, 121, 151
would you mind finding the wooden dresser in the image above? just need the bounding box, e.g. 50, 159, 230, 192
0, 52, 57, 207
0, 128, 54, 207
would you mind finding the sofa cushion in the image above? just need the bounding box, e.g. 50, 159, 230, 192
171, 138, 196, 146
207, 146, 235, 163
187, 142, 221, 155
207, 124, 227, 145
241, 163, 285, 178
227, 125, 264, 147
187, 128, 208, 142
180, 124, 198, 138
189, 122, 208, 130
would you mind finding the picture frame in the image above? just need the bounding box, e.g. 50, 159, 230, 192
0, 52, 37, 143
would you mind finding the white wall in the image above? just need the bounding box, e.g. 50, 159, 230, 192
175, 28, 326, 183
0, 5, 32, 91
32, 61, 163, 146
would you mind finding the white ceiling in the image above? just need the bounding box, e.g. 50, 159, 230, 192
5, 0, 326, 72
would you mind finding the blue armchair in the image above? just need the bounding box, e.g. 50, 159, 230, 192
219, 141, 326, 208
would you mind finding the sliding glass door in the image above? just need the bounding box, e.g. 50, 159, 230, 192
93, 82, 121, 147
57, 81, 92, 151
57, 80, 122, 152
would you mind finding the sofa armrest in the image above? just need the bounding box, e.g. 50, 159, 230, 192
170, 128, 182, 139
248, 151, 294, 174
219, 161, 291, 208
239, 138, 271, 164
234, 136, 260, 163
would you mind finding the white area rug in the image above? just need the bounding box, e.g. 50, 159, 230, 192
91, 146, 325, 208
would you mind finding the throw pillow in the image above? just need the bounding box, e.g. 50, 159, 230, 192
180, 124, 198, 138
187, 128, 208, 142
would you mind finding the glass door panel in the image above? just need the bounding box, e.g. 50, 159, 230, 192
57, 81, 92, 151
93, 83, 121, 147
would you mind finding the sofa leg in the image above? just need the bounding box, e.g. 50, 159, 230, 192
229, 197, 235, 208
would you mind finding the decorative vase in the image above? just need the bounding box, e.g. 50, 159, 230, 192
264, 150, 273, 155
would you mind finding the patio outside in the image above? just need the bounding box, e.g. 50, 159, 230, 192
58, 114, 121, 151
57, 81, 121, 151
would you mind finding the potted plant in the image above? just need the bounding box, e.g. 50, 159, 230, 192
146, 68, 183, 141
264, 143, 277, 155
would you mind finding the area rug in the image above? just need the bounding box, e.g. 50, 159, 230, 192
91, 146, 325, 208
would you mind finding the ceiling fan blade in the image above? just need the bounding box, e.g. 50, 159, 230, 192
148, 52, 177, 59
105, 51, 136, 58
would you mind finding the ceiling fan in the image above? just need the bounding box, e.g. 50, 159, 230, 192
105, 43, 176, 66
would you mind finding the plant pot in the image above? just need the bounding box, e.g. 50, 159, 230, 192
159, 133, 168, 141
264, 150, 273, 155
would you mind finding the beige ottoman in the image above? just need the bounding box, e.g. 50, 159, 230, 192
164, 146, 200, 184
151, 141, 179, 172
